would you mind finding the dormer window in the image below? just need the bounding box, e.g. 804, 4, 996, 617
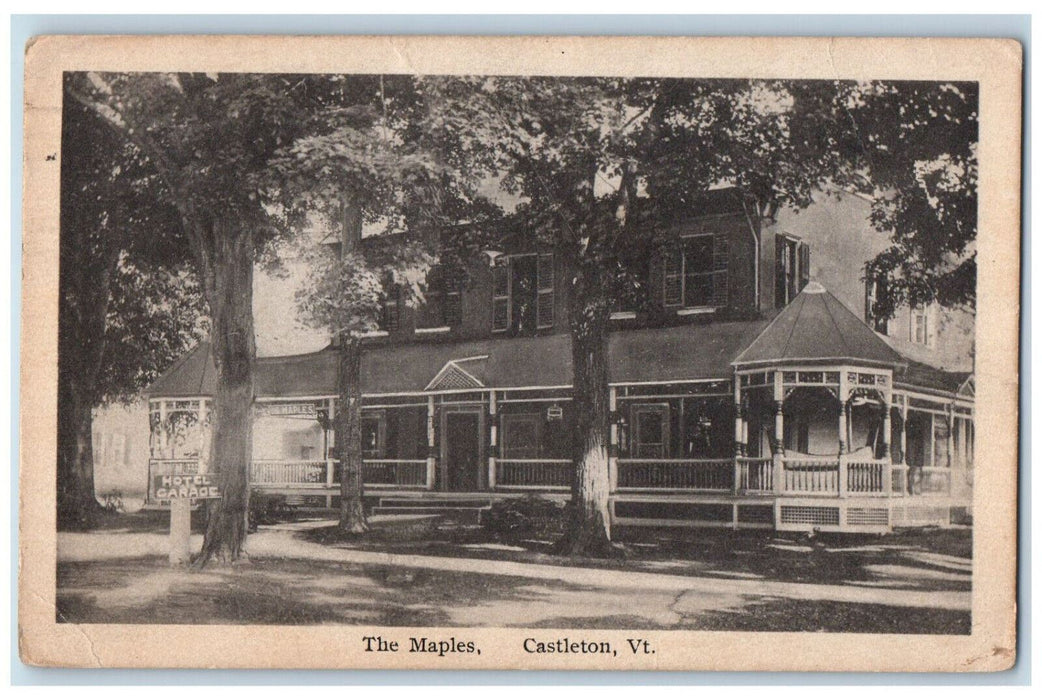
663, 233, 729, 310
775, 234, 810, 307
491, 253, 554, 334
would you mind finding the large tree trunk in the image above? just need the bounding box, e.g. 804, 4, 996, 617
557, 262, 615, 557
337, 335, 368, 533
56, 388, 102, 530
56, 233, 117, 531
336, 194, 368, 533
197, 224, 256, 565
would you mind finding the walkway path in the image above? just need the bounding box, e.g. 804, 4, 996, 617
58, 520, 970, 612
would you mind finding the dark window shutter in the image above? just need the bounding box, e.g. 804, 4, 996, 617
798, 242, 810, 292
382, 286, 400, 331
775, 240, 787, 307
537, 253, 554, 328
663, 250, 682, 306
712, 233, 729, 307
865, 277, 874, 324
444, 291, 462, 327
492, 263, 510, 332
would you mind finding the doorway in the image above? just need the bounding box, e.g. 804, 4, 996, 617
441, 408, 483, 491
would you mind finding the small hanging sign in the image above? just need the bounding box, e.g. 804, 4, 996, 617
547, 404, 563, 421
256, 402, 318, 418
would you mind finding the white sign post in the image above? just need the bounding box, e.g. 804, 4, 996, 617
153, 474, 223, 567
169, 497, 192, 566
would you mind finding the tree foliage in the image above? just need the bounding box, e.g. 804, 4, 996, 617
839, 82, 979, 317
58, 83, 205, 529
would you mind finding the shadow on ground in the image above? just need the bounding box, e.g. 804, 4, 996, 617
56, 515, 972, 633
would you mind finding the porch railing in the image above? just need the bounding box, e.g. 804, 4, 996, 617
736, 457, 773, 493
781, 457, 839, 495
361, 459, 429, 488
889, 464, 953, 497
616, 458, 733, 492
250, 460, 328, 486
846, 459, 889, 494
496, 459, 572, 489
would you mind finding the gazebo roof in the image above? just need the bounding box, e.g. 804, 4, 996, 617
732, 281, 905, 369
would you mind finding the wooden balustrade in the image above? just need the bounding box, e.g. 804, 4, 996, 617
496, 459, 572, 489
736, 457, 773, 492
920, 467, 953, 496
616, 458, 733, 491
781, 458, 839, 494
846, 459, 888, 494
250, 460, 328, 485
361, 459, 429, 488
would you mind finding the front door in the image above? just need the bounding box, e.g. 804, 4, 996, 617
442, 410, 483, 491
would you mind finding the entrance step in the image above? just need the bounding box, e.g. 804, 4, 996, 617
371, 505, 488, 525
378, 498, 493, 510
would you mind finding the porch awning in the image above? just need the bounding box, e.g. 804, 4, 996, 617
732, 281, 905, 369
147, 318, 771, 399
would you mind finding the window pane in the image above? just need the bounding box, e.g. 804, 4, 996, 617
492, 264, 509, 296
638, 411, 663, 444
684, 236, 713, 273
684, 272, 713, 307
502, 414, 540, 459
444, 292, 462, 327
492, 298, 509, 332
361, 418, 381, 458
933, 419, 950, 466
663, 251, 682, 306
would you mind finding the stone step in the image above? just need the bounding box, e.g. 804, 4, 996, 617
370, 506, 487, 524
378, 498, 493, 509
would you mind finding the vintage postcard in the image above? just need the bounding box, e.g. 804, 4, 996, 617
19, 35, 1021, 671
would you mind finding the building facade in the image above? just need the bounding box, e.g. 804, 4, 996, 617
144, 190, 975, 533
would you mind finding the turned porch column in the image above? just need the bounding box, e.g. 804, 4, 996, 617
609, 386, 619, 493
198, 399, 209, 473
733, 377, 745, 457
426, 395, 436, 490
488, 390, 498, 490
158, 399, 169, 459
837, 373, 849, 498
881, 394, 892, 494
773, 371, 785, 493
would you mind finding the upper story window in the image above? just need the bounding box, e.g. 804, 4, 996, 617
864, 274, 891, 335
663, 233, 728, 310
492, 253, 554, 334
775, 235, 810, 307
909, 305, 936, 347
416, 266, 462, 331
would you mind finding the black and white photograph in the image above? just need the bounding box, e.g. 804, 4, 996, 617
18, 35, 1020, 671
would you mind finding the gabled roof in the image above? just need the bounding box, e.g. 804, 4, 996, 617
425, 356, 489, 391
732, 282, 905, 368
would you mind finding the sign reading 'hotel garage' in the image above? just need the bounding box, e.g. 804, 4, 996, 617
153, 474, 222, 500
